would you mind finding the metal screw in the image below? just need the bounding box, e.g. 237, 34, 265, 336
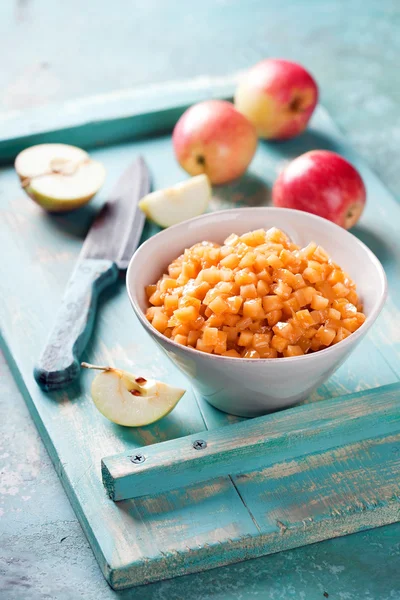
193, 439, 207, 450
130, 453, 145, 464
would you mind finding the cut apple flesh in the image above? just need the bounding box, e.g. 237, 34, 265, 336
15, 143, 106, 212
82, 363, 185, 427
139, 174, 211, 227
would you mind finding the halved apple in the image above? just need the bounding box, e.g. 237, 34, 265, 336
82, 363, 185, 427
139, 174, 211, 227
15, 143, 106, 212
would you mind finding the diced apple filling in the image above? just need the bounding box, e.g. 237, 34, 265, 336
145, 228, 365, 358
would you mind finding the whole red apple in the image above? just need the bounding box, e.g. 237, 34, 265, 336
272, 150, 366, 229
234, 59, 318, 140
172, 100, 258, 185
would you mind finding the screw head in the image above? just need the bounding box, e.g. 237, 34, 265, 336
130, 453, 145, 464
193, 439, 207, 450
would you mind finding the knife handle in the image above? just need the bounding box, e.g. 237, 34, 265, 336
34, 259, 119, 392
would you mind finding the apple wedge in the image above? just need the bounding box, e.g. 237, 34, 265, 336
15, 143, 106, 212
139, 174, 211, 227
82, 363, 185, 427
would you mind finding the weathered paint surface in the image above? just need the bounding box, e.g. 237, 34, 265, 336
1, 75, 400, 589
103, 384, 400, 500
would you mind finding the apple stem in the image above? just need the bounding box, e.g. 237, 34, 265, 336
81, 362, 149, 393
81, 362, 112, 372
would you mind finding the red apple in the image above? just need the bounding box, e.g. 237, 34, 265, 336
172, 100, 258, 185
234, 59, 318, 140
272, 150, 366, 229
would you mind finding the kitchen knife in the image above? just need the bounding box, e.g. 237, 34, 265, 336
34, 156, 150, 392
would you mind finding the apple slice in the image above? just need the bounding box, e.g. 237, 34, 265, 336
82, 363, 185, 427
15, 143, 106, 212
139, 174, 211, 227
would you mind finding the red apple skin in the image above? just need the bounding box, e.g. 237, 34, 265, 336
272, 150, 366, 229
234, 59, 318, 140
172, 100, 258, 185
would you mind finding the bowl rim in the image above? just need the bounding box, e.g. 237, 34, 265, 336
127, 207, 388, 364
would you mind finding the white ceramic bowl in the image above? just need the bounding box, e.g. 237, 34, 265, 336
127, 208, 387, 417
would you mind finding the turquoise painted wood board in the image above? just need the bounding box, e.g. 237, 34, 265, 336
1, 77, 400, 590
102, 383, 400, 501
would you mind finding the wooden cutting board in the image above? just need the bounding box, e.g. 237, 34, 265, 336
0, 77, 399, 590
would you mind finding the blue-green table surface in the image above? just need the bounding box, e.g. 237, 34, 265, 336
1, 1, 400, 598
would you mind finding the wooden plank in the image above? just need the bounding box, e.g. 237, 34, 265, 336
0, 75, 237, 164
102, 383, 400, 500
232, 431, 400, 538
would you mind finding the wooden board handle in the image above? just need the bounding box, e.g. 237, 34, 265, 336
101, 382, 400, 501
34, 258, 119, 391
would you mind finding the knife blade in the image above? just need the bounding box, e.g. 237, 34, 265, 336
34, 156, 150, 392
81, 156, 148, 268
